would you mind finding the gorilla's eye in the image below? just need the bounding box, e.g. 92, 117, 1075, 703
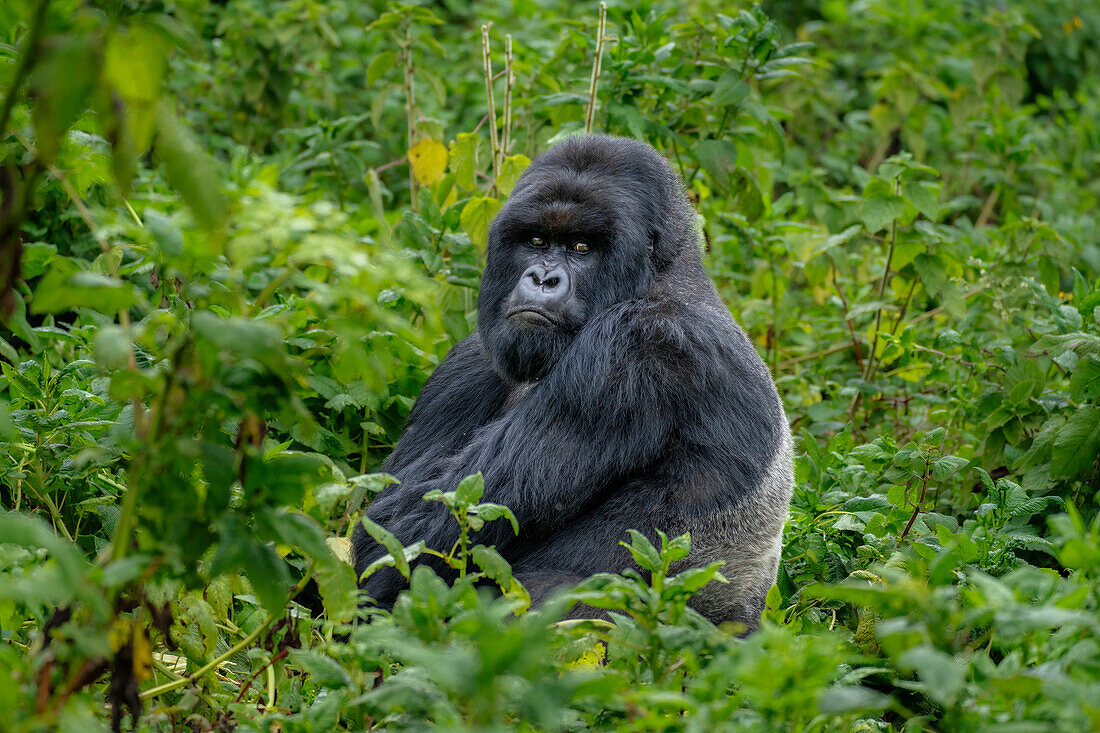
571, 242, 591, 254
530, 236, 545, 247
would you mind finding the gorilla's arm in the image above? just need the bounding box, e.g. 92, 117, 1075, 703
366, 333, 510, 525
359, 302, 699, 603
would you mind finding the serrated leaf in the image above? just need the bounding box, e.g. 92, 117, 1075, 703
460, 196, 501, 250
454, 472, 485, 505
359, 517, 411, 579
621, 530, 661, 573
694, 139, 738, 191
931, 455, 969, 482
861, 178, 904, 234
904, 180, 939, 220
711, 70, 750, 106
666, 532, 691, 563
470, 544, 513, 584
288, 649, 352, 689
497, 154, 531, 197
471, 502, 519, 535
1051, 406, 1100, 477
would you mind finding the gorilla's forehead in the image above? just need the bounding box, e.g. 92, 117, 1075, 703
499, 170, 623, 240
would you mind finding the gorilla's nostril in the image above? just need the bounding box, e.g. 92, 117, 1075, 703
543, 276, 560, 289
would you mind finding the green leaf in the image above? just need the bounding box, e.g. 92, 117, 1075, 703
449, 132, 480, 190
242, 542, 291, 616
694, 139, 738, 191
811, 225, 861, 257
471, 502, 519, 535
20, 243, 56, 279
145, 209, 184, 257
192, 311, 281, 361
860, 178, 904, 234
1051, 406, 1100, 478
898, 645, 965, 706
30, 34, 99, 164
359, 517, 411, 579
497, 154, 531, 197
363, 541, 425, 583
665, 532, 691, 563
904, 180, 939, 221
671, 562, 727, 593
818, 685, 892, 714
92, 325, 131, 371
454, 472, 485, 506
288, 649, 352, 689
621, 530, 661, 573
256, 509, 330, 560
155, 102, 228, 230
470, 544, 513, 584
313, 550, 358, 623
930, 455, 969, 482
366, 53, 394, 85
710, 70, 750, 106
460, 196, 502, 250
31, 261, 137, 315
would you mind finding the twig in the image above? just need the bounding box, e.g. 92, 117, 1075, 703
830, 256, 864, 369
233, 648, 288, 706
897, 468, 929, 544
584, 3, 608, 134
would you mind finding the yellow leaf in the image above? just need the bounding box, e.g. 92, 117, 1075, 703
565, 641, 606, 670
132, 626, 153, 682
408, 138, 448, 186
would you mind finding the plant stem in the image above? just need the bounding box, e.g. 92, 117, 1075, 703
402, 20, 418, 210
861, 181, 902, 384
0, 0, 50, 141
584, 3, 608, 135
140, 572, 308, 700
481, 24, 500, 194
140, 613, 274, 700
501, 35, 514, 162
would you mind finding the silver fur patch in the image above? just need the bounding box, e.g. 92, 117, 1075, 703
682, 429, 794, 629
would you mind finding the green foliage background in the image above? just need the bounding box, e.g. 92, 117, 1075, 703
1, 0, 1099, 730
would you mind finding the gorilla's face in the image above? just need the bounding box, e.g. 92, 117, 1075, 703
478, 136, 686, 383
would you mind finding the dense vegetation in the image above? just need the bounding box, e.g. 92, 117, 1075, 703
2, 0, 1099, 730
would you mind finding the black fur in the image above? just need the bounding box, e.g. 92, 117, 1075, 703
352, 135, 793, 629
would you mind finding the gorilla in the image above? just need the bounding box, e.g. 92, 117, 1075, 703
353, 135, 792, 630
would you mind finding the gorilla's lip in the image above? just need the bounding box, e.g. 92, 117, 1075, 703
506, 306, 560, 327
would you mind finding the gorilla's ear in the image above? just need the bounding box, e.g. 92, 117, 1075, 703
649, 225, 678, 272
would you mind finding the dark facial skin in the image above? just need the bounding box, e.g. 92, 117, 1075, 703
506, 235, 593, 329
478, 150, 665, 382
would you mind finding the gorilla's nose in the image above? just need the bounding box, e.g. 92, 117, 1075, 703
517, 264, 571, 306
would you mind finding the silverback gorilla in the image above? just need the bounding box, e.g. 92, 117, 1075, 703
353, 135, 793, 630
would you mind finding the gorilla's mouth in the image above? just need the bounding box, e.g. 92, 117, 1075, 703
506, 306, 561, 327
